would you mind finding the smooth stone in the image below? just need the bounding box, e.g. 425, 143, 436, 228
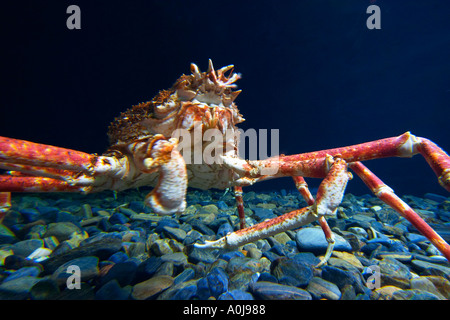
188, 246, 217, 264
43, 222, 82, 242
247, 247, 262, 260
162, 226, 187, 242
41, 237, 122, 274
410, 260, 450, 279
171, 283, 197, 300
273, 232, 292, 245
196, 277, 212, 299
0, 224, 18, 244
95, 279, 132, 300
372, 285, 402, 300
374, 209, 400, 225
378, 258, 412, 289
424, 276, 450, 299
424, 193, 447, 203
252, 208, 276, 221
29, 278, 60, 300
183, 230, 204, 246
99, 261, 137, 287
174, 268, 196, 285
347, 227, 368, 238
292, 252, 321, 267
392, 289, 441, 300
161, 252, 188, 266
218, 289, 254, 300
55, 282, 95, 300
11, 239, 44, 258
0, 249, 13, 266
4, 254, 42, 270
189, 220, 215, 236
250, 281, 312, 300
306, 277, 341, 300
296, 227, 352, 254
332, 251, 364, 270
135, 257, 163, 282
206, 267, 229, 298
0, 276, 41, 300
199, 204, 219, 215
375, 252, 413, 262
406, 233, 428, 243
19, 208, 41, 222
321, 266, 366, 294
226, 257, 263, 275
150, 239, 173, 256
132, 275, 174, 300
108, 251, 129, 264
52, 256, 99, 286
272, 257, 313, 287
217, 223, 233, 238
3, 266, 42, 283
108, 212, 129, 225
228, 271, 259, 291
411, 277, 445, 299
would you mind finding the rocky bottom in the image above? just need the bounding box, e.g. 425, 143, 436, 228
0, 188, 449, 300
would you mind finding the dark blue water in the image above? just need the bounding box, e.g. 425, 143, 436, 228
1, 0, 449, 197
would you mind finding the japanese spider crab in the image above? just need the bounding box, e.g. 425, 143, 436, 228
0, 60, 449, 266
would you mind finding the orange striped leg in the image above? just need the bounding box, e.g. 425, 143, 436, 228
293, 176, 335, 266
234, 186, 246, 229
349, 161, 450, 261
0, 192, 11, 224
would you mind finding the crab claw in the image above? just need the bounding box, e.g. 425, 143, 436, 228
143, 138, 187, 215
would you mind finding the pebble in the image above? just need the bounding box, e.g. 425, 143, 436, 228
131, 275, 174, 300
306, 276, 341, 300
0, 276, 41, 300
52, 256, 99, 286
272, 257, 313, 287
250, 281, 311, 300
43, 222, 82, 242
295, 227, 352, 254
2, 190, 449, 300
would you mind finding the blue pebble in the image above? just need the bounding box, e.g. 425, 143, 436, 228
217, 223, 233, 238
174, 268, 195, 285
108, 212, 129, 225
262, 250, 280, 263
280, 189, 287, 197
155, 217, 180, 233
424, 193, 447, 204
19, 208, 41, 222
218, 289, 254, 300
172, 284, 197, 300
252, 208, 276, 221
258, 272, 278, 283
196, 277, 211, 300
129, 201, 152, 214
219, 250, 245, 261
216, 201, 228, 210
3, 266, 42, 283
207, 267, 229, 298
406, 233, 428, 243
108, 251, 129, 264
95, 279, 131, 300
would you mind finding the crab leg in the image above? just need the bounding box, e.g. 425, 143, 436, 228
234, 186, 246, 229
293, 176, 336, 267
228, 132, 450, 192
0, 175, 91, 193
0, 137, 97, 173
0, 192, 11, 223
195, 157, 351, 261
349, 161, 450, 261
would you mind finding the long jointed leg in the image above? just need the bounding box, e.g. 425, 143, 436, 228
0, 192, 11, 224
195, 157, 351, 262
349, 161, 450, 261
0, 137, 96, 173
293, 176, 336, 267
234, 186, 246, 229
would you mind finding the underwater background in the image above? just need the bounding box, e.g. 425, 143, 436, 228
1, 0, 449, 197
